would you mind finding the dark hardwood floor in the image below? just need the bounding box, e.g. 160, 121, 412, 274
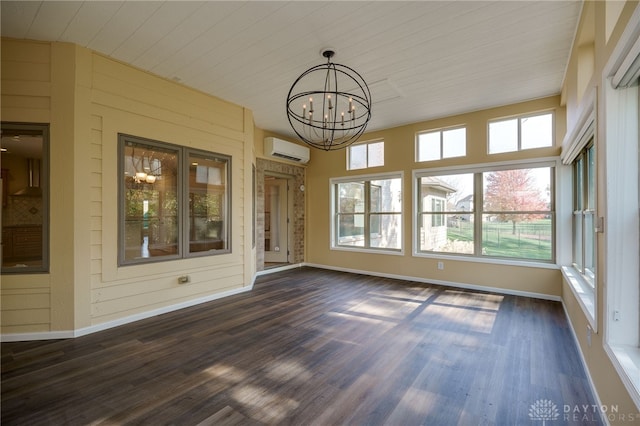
1, 267, 600, 425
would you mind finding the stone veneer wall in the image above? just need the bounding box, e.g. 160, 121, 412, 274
256, 158, 305, 271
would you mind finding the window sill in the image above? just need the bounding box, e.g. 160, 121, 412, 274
331, 245, 404, 256
561, 265, 596, 331
606, 343, 640, 411
412, 251, 559, 270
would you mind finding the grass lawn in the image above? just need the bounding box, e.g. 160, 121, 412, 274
446, 219, 552, 260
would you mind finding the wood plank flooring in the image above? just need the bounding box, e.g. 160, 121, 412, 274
1, 267, 601, 425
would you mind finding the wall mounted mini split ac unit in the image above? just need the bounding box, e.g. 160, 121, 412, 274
264, 137, 310, 164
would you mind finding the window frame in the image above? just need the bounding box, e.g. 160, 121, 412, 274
488, 111, 555, 154
416, 125, 467, 162
330, 171, 403, 255
118, 134, 231, 266
347, 139, 384, 170
413, 159, 557, 265
571, 139, 596, 286
1, 122, 50, 274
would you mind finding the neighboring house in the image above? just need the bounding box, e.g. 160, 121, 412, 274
455, 194, 474, 222
419, 177, 457, 251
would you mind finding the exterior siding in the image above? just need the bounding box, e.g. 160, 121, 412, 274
1, 39, 254, 335
87, 51, 248, 326
0, 40, 52, 333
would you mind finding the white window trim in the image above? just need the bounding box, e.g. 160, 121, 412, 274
603, 79, 640, 409
602, 4, 640, 410
557, 86, 598, 330
562, 266, 596, 329
330, 171, 404, 255
412, 158, 558, 266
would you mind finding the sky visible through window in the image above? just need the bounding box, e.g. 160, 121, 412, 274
489, 113, 553, 154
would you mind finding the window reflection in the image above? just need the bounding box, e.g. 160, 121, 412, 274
1, 123, 48, 272
188, 154, 228, 253
123, 141, 179, 261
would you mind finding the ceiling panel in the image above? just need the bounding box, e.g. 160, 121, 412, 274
113, 1, 204, 64
26, 1, 83, 41
0, 1, 582, 140
59, 2, 125, 46
87, 1, 164, 55
1, 1, 42, 39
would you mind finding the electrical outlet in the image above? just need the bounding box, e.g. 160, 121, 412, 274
437, 261, 444, 270
587, 325, 592, 347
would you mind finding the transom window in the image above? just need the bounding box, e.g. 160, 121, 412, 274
118, 134, 231, 265
347, 140, 384, 170
488, 112, 554, 154
415, 162, 555, 262
416, 126, 466, 161
332, 173, 402, 252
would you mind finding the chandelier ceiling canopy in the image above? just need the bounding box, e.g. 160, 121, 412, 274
286, 49, 372, 151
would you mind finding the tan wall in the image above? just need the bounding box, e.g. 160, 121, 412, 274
306, 96, 564, 297
1, 39, 256, 334
561, 0, 640, 419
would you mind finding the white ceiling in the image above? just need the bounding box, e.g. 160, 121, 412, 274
1, 1, 582, 139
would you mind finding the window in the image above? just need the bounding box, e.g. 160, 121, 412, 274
332, 173, 402, 252
416, 127, 466, 161
1, 123, 49, 273
417, 173, 474, 255
431, 198, 445, 227
348, 140, 384, 170
415, 163, 554, 262
603, 72, 640, 406
488, 112, 553, 154
572, 141, 596, 285
119, 134, 230, 265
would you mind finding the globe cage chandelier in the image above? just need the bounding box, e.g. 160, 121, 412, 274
286, 49, 372, 151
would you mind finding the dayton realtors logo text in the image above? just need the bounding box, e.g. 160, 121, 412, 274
530, 399, 639, 423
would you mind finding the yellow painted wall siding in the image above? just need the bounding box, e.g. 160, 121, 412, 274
0, 39, 51, 124
89, 114, 104, 291
86, 49, 250, 326
560, 0, 640, 417
0, 289, 50, 333
91, 55, 244, 138
1, 39, 255, 336
306, 96, 564, 298
91, 267, 245, 323
1, 39, 53, 333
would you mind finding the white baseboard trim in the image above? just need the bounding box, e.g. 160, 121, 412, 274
561, 301, 608, 425
1, 284, 254, 343
303, 262, 562, 302
0, 330, 77, 342
256, 263, 305, 276
1, 262, 559, 342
